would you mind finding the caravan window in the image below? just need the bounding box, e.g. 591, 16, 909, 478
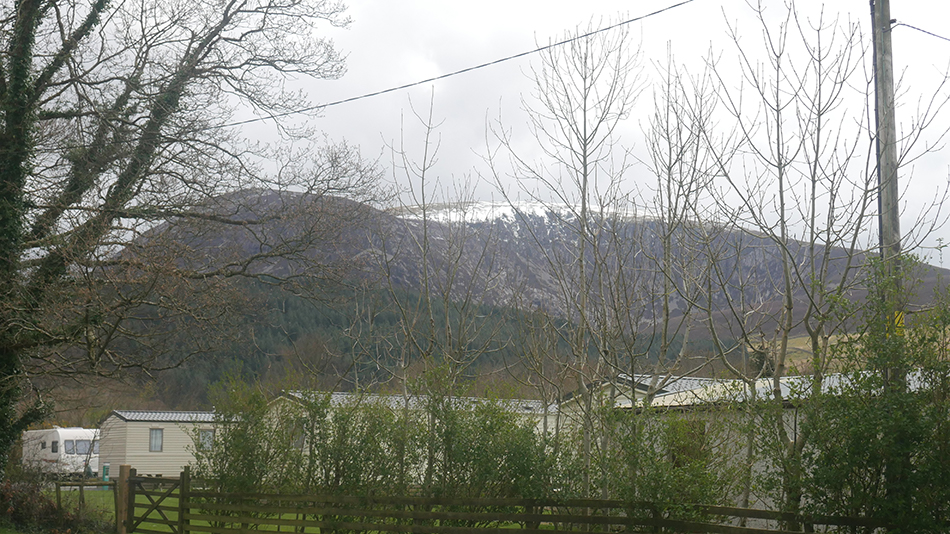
40, 442, 46, 450
64, 440, 75, 454
51, 441, 58, 453
93, 441, 99, 454
198, 429, 214, 451
75, 440, 91, 455
149, 429, 163, 452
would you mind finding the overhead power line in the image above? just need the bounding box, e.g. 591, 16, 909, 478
894, 22, 950, 44
218, 0, 700, 131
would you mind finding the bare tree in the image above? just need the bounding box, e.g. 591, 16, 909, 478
487, 21, 650, 498
340, 98, 523, 495
693, 1, 948, 516
347, 98, 513, 392
0, 0, 381, 468
636, 49, 730, 403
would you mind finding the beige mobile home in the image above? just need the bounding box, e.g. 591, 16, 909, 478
98, 410, 214, 477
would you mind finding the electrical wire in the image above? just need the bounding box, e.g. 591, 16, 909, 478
894, 22, 950, 44
216, 0, 700, 131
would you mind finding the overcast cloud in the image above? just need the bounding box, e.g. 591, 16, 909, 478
241, 0, 950, 259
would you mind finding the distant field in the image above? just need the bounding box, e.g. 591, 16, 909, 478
784, 336, 815, 371
774, 334, 852, 375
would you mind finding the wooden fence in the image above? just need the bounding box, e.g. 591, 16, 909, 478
116, 467, 887, 534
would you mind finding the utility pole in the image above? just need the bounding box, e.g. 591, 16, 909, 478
871, 0, 902, 328
872, 3, 911, 527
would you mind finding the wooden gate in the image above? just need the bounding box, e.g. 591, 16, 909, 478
125, 467, 186, 534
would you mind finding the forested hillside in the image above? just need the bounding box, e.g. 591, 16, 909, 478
86, 191, 946, 409
148, 279, 726, 408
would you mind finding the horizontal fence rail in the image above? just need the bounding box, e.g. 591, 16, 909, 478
122, 468, 888, 534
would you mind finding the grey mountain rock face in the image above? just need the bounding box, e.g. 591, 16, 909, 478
139, 192, 949, 337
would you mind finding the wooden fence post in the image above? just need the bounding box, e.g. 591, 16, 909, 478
117, 465, 131, 534
111, 482, 121, 534
178, 467, 190, 534
126, 468, 137, 534
55, 481, 62, 510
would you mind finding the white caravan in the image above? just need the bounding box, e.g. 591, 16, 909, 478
21, 427, 100, 478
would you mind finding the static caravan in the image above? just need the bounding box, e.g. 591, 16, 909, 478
98, 410, 214, 478
21, 427, 100, 478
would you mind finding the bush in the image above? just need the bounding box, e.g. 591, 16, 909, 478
801, 260, 950, 533
0, 480, 61, 530
0, 479, 114, 533
0, 459, 112, 533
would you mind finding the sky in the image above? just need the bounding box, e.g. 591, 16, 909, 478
243, 0, 950, 260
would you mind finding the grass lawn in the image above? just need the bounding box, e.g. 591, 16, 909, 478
55, 485, 116, 514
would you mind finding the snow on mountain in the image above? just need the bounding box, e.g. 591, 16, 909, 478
393, 200, 642, 225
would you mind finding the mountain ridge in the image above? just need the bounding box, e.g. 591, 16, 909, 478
115, 190, 950, 408
139, 191, 947, 326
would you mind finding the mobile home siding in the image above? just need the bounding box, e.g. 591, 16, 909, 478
98, 421, 127, 477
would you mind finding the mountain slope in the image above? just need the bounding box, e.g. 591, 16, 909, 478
124, 192, 949, 406
140, 192, 949, 333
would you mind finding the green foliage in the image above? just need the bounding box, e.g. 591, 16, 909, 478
150, 278, 724, 409
194, 372, 546, 502
801, 258, 950, 532
191, 377, 306, 493
423, 398, 545, 499
596, 408, 736, 507
303, 393, 421, 495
